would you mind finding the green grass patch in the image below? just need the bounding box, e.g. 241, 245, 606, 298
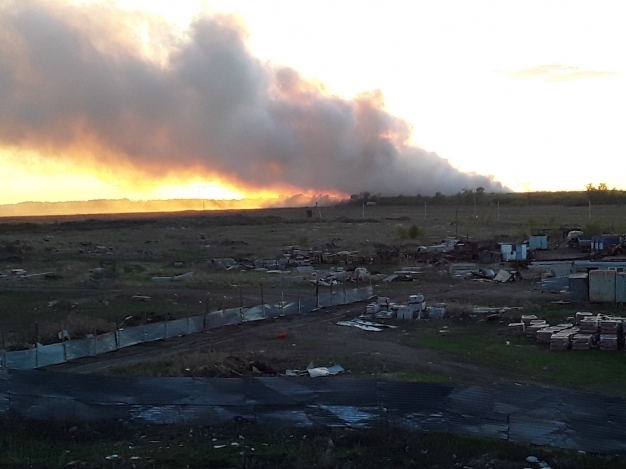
412, 319, 626, 394
1, 417, 625, 469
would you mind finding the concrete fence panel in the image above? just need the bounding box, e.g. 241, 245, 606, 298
318, 292, 332, 308
222, 308, 243, 326
166, 318, 189, 339
36, 343, 66, 368
243, 305, 265, 322
4, 348, 37, 370
281, 301, 300, 316
95, 332, 117, 355
300, 297, 317, 313
263, 304, 282, 318
188, 315, 205, 334
65, 339, 93, 361
143, 323, 166, 343
118, 327, 144, 349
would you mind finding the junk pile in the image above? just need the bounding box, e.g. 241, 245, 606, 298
509, 312, 625, 351
448, 264, 522, 283
360, 295, 446, 321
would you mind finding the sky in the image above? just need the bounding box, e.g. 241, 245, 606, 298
1, 0, 625, 208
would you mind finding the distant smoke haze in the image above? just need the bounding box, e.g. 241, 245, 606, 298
0, 1, 507, 198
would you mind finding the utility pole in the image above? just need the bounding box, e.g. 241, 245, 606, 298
497, 200, 500, 222
455, 207, 459, 237
424, 201, 427, 219
588, 200, 591, 220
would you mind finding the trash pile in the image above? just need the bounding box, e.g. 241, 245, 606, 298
360, 295, 447, 321
285, 361, 345, 378
449, 264, 523, 283
508, 312, 626, 351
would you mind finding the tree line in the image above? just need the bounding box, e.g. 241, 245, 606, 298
346, 185, 626, 207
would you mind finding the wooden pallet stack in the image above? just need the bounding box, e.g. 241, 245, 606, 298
507, 322, 525, 335
599, 319, 623, 351
572, 333, 596, 350
536, 326, 565, 344
526, 320, 548, 339
550, 327, 579, 351
575, 312, 593, 325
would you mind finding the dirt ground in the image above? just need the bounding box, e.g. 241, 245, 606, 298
46, 275, 559, 391
1, 203, 611, 393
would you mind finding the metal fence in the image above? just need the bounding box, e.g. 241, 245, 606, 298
0, 286, 373, 371
1, 370, 625, 455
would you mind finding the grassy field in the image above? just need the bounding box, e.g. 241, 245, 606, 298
1, 418, 624, 469
407, 312, 626, 396
3, 204, 626, 466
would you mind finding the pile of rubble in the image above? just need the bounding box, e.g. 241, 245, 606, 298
361, 295, 447, 321
508, 312, 626, 351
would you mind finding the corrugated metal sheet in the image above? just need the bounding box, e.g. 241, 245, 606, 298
589, 270, 616, 303
569, 273, 589, 303
617, 272, 626, 303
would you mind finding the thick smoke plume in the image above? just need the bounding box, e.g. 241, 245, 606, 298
0, 1, 505, 196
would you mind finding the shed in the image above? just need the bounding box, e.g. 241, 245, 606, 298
529, 235, 548, 250
500, 243, 527, 261
568, 273, 589, 303
588, 269, 616, 303
591, 235, 624, 255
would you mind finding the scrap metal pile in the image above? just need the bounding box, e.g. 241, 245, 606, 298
508, 312, 625, 351
360, 295, 447, 321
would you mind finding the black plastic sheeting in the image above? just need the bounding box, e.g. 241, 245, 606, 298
2, 370, 626, 454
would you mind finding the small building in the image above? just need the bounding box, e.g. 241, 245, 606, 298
500, 243, 527, 261
591, 235, 625, 255
529, 235, 548, 251
589, 269, 616, 303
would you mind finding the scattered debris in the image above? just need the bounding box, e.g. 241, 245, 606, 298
286, 362, 345, 378
131, 295, 151, 302
337, 319, 397, 332
276, 331, 288, 339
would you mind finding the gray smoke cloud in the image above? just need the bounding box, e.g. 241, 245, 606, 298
0, 1, 506, 196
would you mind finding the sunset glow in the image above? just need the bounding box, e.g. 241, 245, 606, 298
1, 0, 625, 215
